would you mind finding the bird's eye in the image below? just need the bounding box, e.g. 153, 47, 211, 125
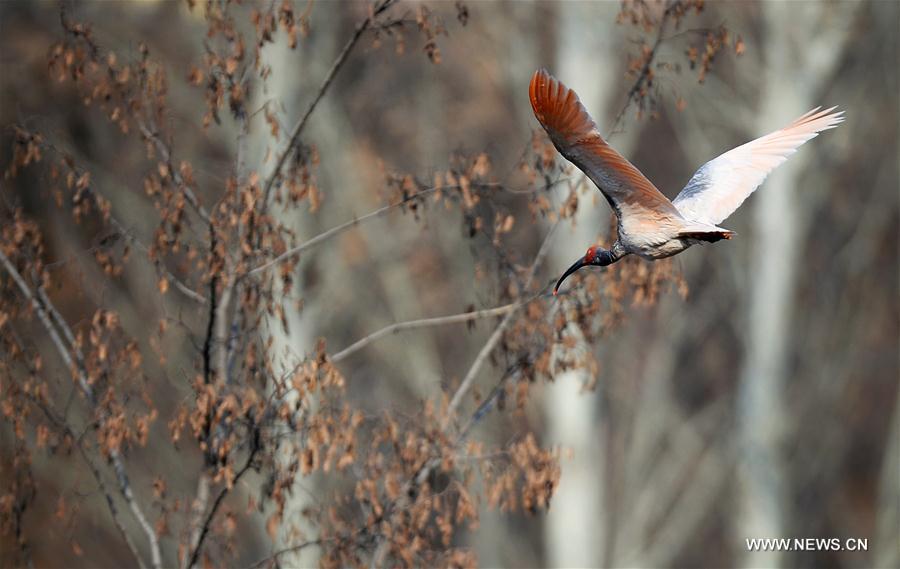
584, 246, 596, 263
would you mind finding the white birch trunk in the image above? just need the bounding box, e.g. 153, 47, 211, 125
542, 5, 634, 567
253, 16, 341, 565
736, 3, 859, 566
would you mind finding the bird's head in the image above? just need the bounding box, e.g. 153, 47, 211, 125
553, 245, 610, 295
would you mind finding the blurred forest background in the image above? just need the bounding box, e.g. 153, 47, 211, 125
0, 1, 897, 568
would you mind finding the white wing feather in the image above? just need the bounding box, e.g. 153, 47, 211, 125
673, 107, 844, 225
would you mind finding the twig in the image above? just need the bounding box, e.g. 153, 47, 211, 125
188, 223, 229, 567
444, 222, 559, 428
26, 387, 148, 569
97, 206, 207, 304
184, 26, 251, 568
186, 435, 260, 569
608, 0, 676, 136
0, 251, 85, 400
0, 248, 163, 569
138, 122, 211, 224
184, 267, 235, 565
31, 136, 206, 304
243, 539, 323, 569
78, 447, 151, 569
214, 274, 236, 383
201, 241, 218, 384
35, 284, 79, 357
369, 223, 559, 567
128, 231, 208, 304
455, 364, 524, 444
183, 474, 210, 569
56, 2, 210, 291
331, 302, 524, 363
247, 183, 447, 278
246, 175, 568, 279
260, 0, 398, 205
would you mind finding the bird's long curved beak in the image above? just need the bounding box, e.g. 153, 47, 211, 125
553, 257, 588, 295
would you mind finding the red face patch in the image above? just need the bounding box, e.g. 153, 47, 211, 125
584, 246, 596, 263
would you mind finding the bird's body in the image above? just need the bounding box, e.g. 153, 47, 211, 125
615, 206, 724, 260
528, 69, 844, 293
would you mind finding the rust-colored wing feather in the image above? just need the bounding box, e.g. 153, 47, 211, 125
528, 69, 680, 217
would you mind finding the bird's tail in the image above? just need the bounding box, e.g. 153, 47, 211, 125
679, 229, 735, 243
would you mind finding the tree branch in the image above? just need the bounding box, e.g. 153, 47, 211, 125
243, 539, 323, 569
444, 222, 558, 428
113, 213, 207, 304
25, 385, 148, 569
247, 183, 449, 278
246, 176, 565, 280
30, 136, 207, 304
185, 434, 260, 569
368, 223, 559, 567
608, 0, 676, 136
330, 301, 524, 363
260, 0, 398, 205
455, 364, 525, 444
138, 122, 211, 224
0, 248, 163, 569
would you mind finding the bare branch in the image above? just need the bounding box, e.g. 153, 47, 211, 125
368, 223, 559, 567
77, 439, 150, 569
444, 222, 559, 428
330, 302, 523, 363
246, 176, 566, 279
1, 250, 82, 393
0, 248, 163, 569
214, 274, 236, 383
110, 456, 163, 569
29, 136, 207, 304
186, 435, 260, 569
608, 0, 676, 136
184, 263, 236, 568
138, 122, 211, 224
455, 364, 524, 444
260, 0, 398, 205
243, 539, 323, 569
25, 384, 148, 569
247, 183, 448, 278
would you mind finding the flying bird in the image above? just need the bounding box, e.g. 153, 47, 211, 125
528, 68, 844, 295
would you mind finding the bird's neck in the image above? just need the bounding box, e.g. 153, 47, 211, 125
594, 241, 628, 267
610, 240, 628, 260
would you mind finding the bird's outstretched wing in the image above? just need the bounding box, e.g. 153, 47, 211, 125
529, 69, 680, 218
673, 107, 844, 225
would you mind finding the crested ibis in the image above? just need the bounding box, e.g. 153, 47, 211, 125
528, 69, 844, 294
